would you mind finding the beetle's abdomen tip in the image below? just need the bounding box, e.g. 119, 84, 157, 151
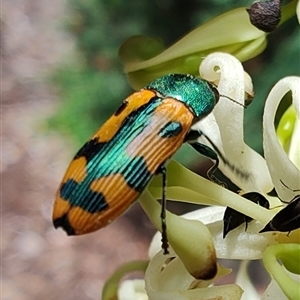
53, 214, 76, 236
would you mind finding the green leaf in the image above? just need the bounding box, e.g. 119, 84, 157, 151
119, 8, 267, 89
119, 1, 297, 89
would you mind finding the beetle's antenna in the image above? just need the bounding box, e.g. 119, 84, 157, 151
220, 94, 247, 108
209, 82, 246, 108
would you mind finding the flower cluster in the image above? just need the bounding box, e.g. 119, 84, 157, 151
103, 2, 300, 299
137, 53, 299, 300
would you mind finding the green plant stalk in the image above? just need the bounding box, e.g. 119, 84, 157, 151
263, 244, 300, 300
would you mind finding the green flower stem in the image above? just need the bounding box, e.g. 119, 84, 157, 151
149, 161, 276, 224
138, 190, 162, 230
263, 244, 300, 300
139, 189, 217, 280
101, 260, 149, 300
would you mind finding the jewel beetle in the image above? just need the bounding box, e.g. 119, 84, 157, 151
53, 73, 231, 253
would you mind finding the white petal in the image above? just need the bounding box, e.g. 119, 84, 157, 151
297, 0, 300, 24
149, 206, 278, 261
118, 279, 148, 300
148, 206, 224, 258
208, 220, 277, 260
178, 205, 225, 224
140, 190, 217, 280
196, 52, 273, 193
260, 279, 288, 300
145, 250, 195, 300
235, 261, 260, 300
263, 76, 300, 201
260, 279, 289, 300
145, 250, 243, 300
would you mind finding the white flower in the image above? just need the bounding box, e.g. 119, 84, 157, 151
112, 52, 299, 300
141, 53, 300, 300
118, 279, 148, 300
263, 77, 300, 202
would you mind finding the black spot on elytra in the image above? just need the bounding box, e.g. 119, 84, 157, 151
114, 100, 128, 116
158, 121, 183, 138
53, 214, 76, 235
60, 179, 109, 213
125, 156, 153, 192
74, 95, 161, 163
74, 138, 105, 161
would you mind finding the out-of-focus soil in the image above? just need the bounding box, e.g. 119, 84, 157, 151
2, 1, 154, 299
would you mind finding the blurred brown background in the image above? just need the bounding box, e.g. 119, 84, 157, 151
2, 1, 153, 299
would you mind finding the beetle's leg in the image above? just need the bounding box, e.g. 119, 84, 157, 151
185, 130, 250, 183
190, 142, 226, 187
158, 165, 169, 255
185, 130, 223, 185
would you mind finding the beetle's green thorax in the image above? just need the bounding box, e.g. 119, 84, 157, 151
146, 74, 219, 119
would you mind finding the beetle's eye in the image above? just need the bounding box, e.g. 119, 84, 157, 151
206, 81, 220, 104
212, 86, 220, 104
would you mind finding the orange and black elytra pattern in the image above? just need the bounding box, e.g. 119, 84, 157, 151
53, 74, 219, 239
53, 90, 195, 234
